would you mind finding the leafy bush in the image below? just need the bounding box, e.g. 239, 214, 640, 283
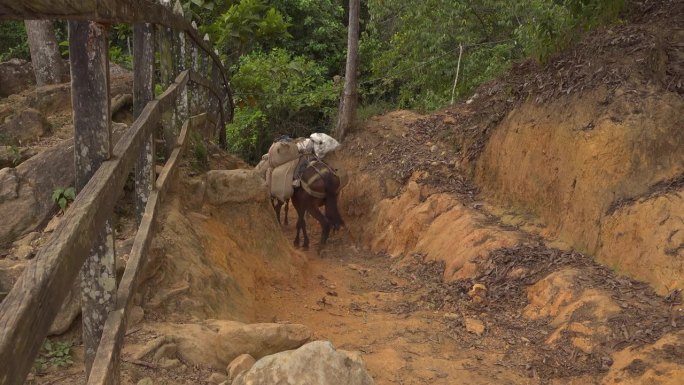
190, 132, 209, 172
0, 21, 29, 61
227, 48, 339, 163
34, 340, 73, 372
360, 0, 625, 112
51, 187, 76, 212
206, 0, 291, 63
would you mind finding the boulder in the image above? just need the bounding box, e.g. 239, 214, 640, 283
0, 138, 73, 246
207, 372, 228, 384
0, 59, 35, 97
157, 320, 311, 370
0, 145, 37, 168
48, 278, 81, 336
136, 378, 153, 385
27, 83, 72, 116
0, 108, 49, 144
232, 341, 374, 385
205, 169, 267, 205
0, 123, 127, 247
227, 354, 256, 383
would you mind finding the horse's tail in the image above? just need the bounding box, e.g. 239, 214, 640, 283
323, 171, 344, 231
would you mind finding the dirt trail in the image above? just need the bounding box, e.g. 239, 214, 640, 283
257, 220, 529, 385
254, 198, 684, 385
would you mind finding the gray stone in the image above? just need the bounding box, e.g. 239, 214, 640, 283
0, 108, 49, 144
13, 244, 34, 260
13, 231, 40, 247
0, 123, 127, 247
205, 169, 267, 205
0, 145, 37, 168
232, 341, 374, 385
48, 278, 81, 335
158, 358, 181, 369
153, 343, 178, 361
207, 372, 228, 384
160, 320, 311, 370
27, 83, 72, 116
0, 59, 35, 97
227, 354, 256, 382
136, 378, 154, 385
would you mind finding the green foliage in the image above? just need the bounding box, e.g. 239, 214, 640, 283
0, 21, 29, 61
269, 0, 347, 76
515, 0, 625, 62
190, 132, 209, 171
51, 187, 76, 212
361, 0, 625, 111
109, 45, 133, 69
8, 145, 21, 166
154, 83, 164, 97
108, 24, 133, 68
227, 48, 339, 163
207, 0, 291, 63
34, 340, 73, 372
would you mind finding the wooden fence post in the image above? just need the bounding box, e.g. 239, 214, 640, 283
159, 14, 176, 157
173, 0, 189, 127
211, 60, 227, 148
190, 22, 200, 116
201, 34, 212, 124
68, 20, 117, 378
133, 23, 156, 223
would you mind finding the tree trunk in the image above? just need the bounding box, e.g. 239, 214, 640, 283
24, 20, 66, 86
68, 20, 117, 379
335, 0, 360, 141
133, 23, 156, 224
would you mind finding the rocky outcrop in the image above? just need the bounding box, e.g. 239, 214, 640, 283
227, 354, 256, 383
0, 108, 50, 144
232, 341, 374, 385
150, 320, 311, 370
26, 83, 72, 116
0, 59, 35, 97
0, 123, 126, 247
205, 169, 267, 205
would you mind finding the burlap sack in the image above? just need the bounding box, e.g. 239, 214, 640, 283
269, 157, 300, 202
268, 141, 299, 168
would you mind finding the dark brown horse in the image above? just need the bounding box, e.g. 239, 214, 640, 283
291, 159, 344, 251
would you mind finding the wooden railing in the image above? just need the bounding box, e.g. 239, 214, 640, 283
0, 1, 234, 384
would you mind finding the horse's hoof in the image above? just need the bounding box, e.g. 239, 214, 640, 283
302, 245, 309, 251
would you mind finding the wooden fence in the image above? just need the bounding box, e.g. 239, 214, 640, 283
0, 1, 233, 384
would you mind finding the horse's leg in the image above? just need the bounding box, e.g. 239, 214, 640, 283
307, 203, 330, 251
272, 198, 282, 224
292, 195, 305, 248
300, 205, 310, 250
284, 199, 289, 226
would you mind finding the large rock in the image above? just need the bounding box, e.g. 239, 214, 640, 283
0, 108, 49, 144
48, 278, 81, 335
227, 354, 256, 383
232, 341, 375, 385
0, 145, 38, 168
27, 83, 72, 116
0, 138, 73, 246
0, 59, 35, 97
0, 123, 127, 246
157, 320, 311, 370
205, 169, 267, 205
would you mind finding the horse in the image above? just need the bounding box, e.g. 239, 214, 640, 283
291, 158, 344, 251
